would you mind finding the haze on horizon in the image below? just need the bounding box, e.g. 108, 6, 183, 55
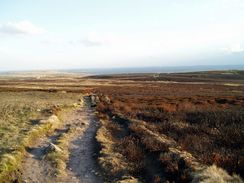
0, 0, 244, 71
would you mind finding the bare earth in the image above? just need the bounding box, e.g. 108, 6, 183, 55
22, 100, 103, 183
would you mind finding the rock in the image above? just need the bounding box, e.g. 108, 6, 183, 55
46, 142, 62, 153
104, 96, 111, 104
90, 94, 99, 107
73, 103, 79, 107
117, 176, 141, 183
95, 96, 100, 102
78, 98, 84, 106
40, 115, 59, 124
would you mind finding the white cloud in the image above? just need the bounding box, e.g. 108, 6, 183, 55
224, 44, 244, 53
80, 31, 105, 46
69, 31, 127, 47
0, 21, 45, 35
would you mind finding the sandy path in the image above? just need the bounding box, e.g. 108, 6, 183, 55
22, 99, 103, 183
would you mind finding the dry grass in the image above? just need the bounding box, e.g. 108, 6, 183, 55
192, 165, 242, 183
96, 119, 129, 177
96, 119, 143, 182
0, 91, 82, 182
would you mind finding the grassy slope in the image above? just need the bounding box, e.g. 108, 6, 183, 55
0, 91, 82, 182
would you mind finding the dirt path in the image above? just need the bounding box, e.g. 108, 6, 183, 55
22, 99, 103, 183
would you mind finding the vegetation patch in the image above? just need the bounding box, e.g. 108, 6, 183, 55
0, 113, 60, 183
45, 123, 86, 177
93, 77, 244, 182
96, 119, 131, 179
0, 91, 82, 182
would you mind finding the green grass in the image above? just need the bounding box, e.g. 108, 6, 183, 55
45, 126, 81, 176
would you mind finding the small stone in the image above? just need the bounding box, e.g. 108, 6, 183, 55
46, 143, 62, 153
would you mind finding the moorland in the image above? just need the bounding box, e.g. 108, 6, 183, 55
0, 70, 243, 183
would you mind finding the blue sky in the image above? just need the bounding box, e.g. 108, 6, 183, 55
0, 0, 244, 71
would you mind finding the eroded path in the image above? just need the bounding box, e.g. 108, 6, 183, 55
22, 99, 103, 183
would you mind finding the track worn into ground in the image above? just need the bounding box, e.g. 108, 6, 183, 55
22, 99, 103, 183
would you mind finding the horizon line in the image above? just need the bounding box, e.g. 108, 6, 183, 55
1, 64, 244, 74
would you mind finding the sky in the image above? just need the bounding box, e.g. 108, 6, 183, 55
0, 0, 244, 71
